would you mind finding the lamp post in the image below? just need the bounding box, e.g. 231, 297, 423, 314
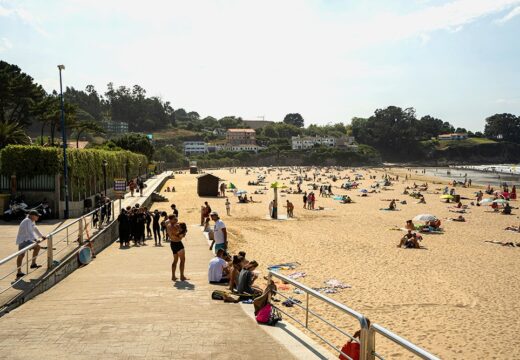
102, 159, 108, 196
138, 161, 142, 179
58, 65, 69, 219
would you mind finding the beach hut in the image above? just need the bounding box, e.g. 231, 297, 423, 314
197, 173, 221, 197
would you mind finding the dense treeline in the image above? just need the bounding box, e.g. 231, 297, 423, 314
2, 60, 519, 165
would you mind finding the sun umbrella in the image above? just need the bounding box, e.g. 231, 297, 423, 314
359, 189, 368, 193
235, 190, 247, 195
493, 199, 508, 205
413, 214, 437, 222
440, 194, 454, 199
479, 198, 494, 205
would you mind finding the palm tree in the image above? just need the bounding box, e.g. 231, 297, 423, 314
0, 121, 31, 149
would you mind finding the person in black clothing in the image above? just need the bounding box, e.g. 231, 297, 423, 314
118, 209, 130, 247
128, 208, 138, 246
135, 208, 146, 245
160, 211, 168, 241
152, 209, 162, 245
170, 204, 178, 218
144, 207, 152, 238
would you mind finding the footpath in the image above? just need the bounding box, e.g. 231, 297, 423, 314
0, 171, 299, 360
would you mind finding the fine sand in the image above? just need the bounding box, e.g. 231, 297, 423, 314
151, 167, 520, 359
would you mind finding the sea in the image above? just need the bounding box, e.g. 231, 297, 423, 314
419, 165, 520, 186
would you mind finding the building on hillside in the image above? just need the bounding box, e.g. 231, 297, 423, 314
438, 133, 468, 141
226, 128, 256, 145
101, 119, 128, 134
291, 136, 336, 150
242, 120, 275, 130
222, 144, 263, 153
184, 141, 208, 155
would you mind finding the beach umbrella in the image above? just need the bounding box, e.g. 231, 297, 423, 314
235, 190, 247, 195
413, 214, 437, 222
479, 198, 494, 205
493, 199, 508, 205
229, 183, 236, 189
359, 189, 368, 193
440, 194, 454, 199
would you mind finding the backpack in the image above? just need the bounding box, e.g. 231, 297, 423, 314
339, 341, 360, 360
256, 303, 282, 326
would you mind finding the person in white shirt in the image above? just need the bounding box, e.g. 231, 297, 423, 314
209, 212, 227, 252
16, 210, 46, 278
208, 248, 229, 284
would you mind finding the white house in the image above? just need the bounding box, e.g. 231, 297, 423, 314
291, 136, 337, 150
184, 141, 208, 155
438, 133, 468, 141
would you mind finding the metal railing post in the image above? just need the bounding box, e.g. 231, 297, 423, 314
305, 292, 309, 328
26, 253, 29, 274
78, 217, 84, 245
47, 235, 53, 270
366, 327, 376, 360
359, 317, 370, 360
66, 227, 69, 245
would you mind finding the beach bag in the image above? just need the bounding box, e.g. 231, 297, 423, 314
211, 290, 226, 300
339, 341, 360, 360
256, 303, 272, 324
268, 306, 282, 326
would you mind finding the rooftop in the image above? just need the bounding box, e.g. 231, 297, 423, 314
227, 128, 256, 133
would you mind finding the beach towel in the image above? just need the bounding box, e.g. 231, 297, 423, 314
379, 208, 400, 211
324, 279, 351, 289
287, 271, 306, 280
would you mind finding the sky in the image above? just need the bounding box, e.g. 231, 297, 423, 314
1, 0, 520, 131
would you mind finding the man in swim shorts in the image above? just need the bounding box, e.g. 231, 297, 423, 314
166, 215, 188, 281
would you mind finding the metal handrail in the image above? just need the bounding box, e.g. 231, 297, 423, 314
0, 200, 117, 288
268, 270, 439, 360
268, 271, 370, 360
370, 324, 440, 360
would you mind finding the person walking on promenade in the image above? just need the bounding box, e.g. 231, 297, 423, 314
15, 210, 46, 278
209, 212, 227, 252
167, 215, 188, 281
118, 208, 130, 248
129, 179, 136, 197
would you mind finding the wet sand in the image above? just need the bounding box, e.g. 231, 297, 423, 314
152, 167, 520, 359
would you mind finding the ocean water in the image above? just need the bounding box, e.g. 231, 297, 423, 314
415, 165, 520, 187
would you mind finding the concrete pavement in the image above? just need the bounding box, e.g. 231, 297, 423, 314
0, 225, 296, 359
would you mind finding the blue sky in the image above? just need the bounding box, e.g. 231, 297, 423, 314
1, 0, 519, 131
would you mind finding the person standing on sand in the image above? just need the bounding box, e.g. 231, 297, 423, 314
225, 198, 231, 216
167, 215, 189, 281
303, 192, 307, 209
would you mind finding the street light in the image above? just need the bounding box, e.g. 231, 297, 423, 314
58, 65, 69, 219
102, 159, 108, 196
125, 159, 129, 183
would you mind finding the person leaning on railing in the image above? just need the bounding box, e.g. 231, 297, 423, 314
15, 210, 47, 279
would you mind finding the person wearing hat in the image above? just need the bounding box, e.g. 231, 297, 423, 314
15, 210, 46, 278
209, 211, 227, 253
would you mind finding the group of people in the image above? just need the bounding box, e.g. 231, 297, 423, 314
303, 191, 316, 209
128, 176, 146, 197
208, 249, 262, 296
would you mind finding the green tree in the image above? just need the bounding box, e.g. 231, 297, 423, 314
218, 116, 244, 129
0, 61, 46, 126
484, 113, 520, 142
154, 146, 185, 167
283, 113, 304, 128
72, 120, 105, 148
0, 121, 31, 148
113, 133, 155, 159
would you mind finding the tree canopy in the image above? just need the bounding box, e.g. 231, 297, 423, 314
283, 113, 305, 128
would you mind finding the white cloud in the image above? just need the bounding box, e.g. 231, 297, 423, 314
496, 6, 520, 23
0, 37, 12, 52
0, 3, 48, 36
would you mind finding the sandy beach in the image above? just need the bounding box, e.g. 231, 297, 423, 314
151, 167, 520, 359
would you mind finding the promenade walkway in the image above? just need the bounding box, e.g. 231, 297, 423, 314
0, 175, 296, 359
